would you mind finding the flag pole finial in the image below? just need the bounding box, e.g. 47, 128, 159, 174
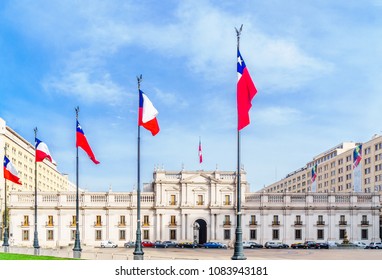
75, 106, 80, 120
235, 24, 243, 49
137, 74, 143, 90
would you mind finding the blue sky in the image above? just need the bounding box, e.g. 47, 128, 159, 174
1, 0, 382, 192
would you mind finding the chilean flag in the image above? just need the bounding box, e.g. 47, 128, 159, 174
76, 120, 100, 164
3, 156, 22, 185
139, 90, 160, 136
35, 138, 53, 163
237, 49, 257, 131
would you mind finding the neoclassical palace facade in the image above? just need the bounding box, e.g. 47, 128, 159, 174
6, 169, 382, 248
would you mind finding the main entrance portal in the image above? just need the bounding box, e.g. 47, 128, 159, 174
193, 219, 207, 244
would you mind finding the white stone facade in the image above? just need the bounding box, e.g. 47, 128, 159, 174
6, 170, 382, 248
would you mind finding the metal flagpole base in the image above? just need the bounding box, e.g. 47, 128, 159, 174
3, 246, 9, 253
133, 253, 144, 260
34, 247, 40, 255
73, 250, 82, 259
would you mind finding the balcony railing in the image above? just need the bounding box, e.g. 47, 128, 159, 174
223, 201, 232, 206
169, 201, 177, 206
249, 221, 258, 227
272, 221, 280, 226
45, 222, 54, 227
294, 221, 303, 226
21, 222, 30, 227
196, 201, 204, 206
223, 221, 231, 227
168, 222, 177, 227
118, 222, 126, 227
69, 222, 76, 227
94, 222, 103, 227
316, 221, 325, 226
142, 222, 150, 227
339, 221, 347, 226
361, 220, 369, 226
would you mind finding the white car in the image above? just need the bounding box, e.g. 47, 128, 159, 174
100, 240, 118, 248
353, 241, 367, 248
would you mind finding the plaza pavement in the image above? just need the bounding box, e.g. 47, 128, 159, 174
6, 246, 382, 260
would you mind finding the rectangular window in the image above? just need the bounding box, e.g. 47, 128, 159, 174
250, 229, 257, 240
22, 230, 29, 241
143, 215, 150, 226
119, 215, 126, 226
361, 229, 368, 240
317, 229, 324, 240
272, 229, 279, 240
170, 229, 176, 240
197, 195, 204, 205
170, 215, 176, 226
47, 215, 54, 226
96, 215, 102, 226
295, 229, 302, 240
250, 215, 257, 225
224, 195, 231, 205
224, 229, 231, 240
339, 229, 346, 239
224, 215, 231, 226
143, 230, 149, 240
119, 230, 126, 240
47, 230, 54, 241
95, 230, 102, 241
23, 215, 29, 226
170, 195, 176, 205
272, 215, 279, 225
71, 230, 76, 240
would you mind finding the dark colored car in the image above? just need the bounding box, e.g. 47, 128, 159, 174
315, 242, 329, 249
162, 241, 178, 248
177, 242, 198, 248
303, 241, 317, 249
291, 242, 305, 249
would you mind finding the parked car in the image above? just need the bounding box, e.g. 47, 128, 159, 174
264, 241, 287, 249
303, 241, 317, 249
366, 242, 382, 249
243, 241, 263, 249
123, 241, 135, 248
315, 242, 329, 249
141, 241, 154, 247
153, 241, 178, 248
203, 242, 227, 249
100, 240, 118, 248
327, 241, 339, 248
291, 242, 305, 249
353, 241, 367, 248
162, 240, 178, 248
177, 242, 198, 248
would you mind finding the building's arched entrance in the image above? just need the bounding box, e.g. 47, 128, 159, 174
193, 219, 207, 244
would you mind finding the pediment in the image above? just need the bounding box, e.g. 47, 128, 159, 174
180, 173, 219, 184
164, 186, 180, 191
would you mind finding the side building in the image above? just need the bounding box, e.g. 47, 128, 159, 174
7, 169, 382, 248
263, 135, 382, 194
0, 118, 75, 241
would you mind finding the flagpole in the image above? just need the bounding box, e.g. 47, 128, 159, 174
73, 106, 82, 259
133, 74, 144, 260
33, 127, 40, 255
2, 146, 9, 252
232, 24, 246, 260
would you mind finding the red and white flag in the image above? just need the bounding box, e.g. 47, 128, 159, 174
35, 138, 53, 163
237, 49, 258, 130
3, 155, 22, 185
139, 90, 160, 136
76, 120, 100, 164
199, 138, 203, 164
